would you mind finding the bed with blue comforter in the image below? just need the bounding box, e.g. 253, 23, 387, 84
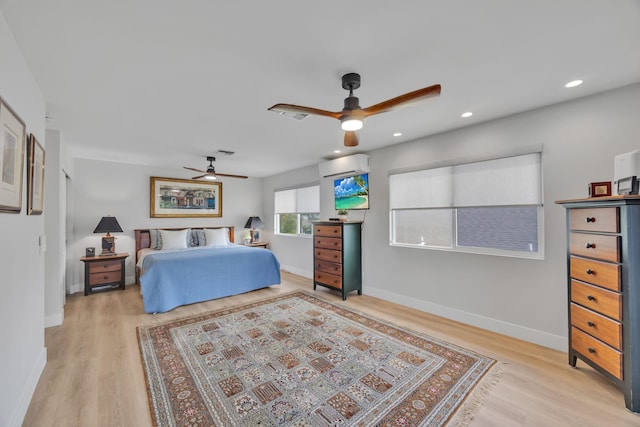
135, 227, 280, 313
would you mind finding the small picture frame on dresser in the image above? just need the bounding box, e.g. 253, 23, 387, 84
589, 181, 612, 197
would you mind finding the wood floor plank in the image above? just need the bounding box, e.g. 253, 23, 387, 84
22, 272, 640, 426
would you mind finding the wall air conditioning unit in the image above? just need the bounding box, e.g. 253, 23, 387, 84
318, 154, 370, 178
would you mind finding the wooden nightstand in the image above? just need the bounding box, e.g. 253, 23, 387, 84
244, 241, 269, 249
81, 253, 128, 295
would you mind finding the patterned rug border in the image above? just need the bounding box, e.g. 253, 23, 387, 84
137, 290, 500, 426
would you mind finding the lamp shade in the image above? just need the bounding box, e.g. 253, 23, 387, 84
244, 216, 264, 229
93, 216, 123, 234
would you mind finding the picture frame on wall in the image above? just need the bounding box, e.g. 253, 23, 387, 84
27, 134, 45, 215
0, 96, 26, 213
150, 176, 222, 218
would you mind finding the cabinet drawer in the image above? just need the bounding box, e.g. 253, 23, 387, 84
570, 256, 620, 291
569, 207, 618, 233
314, 225, 342, 238
315, 236, 342, 250
315, 271, 342, 289
570, 303, 621, 350
569, 233, 620, 263
88, 259, 121, 274
89, 270, 121, 285
571, 280, 621, 321
315, 260, 342, 276
315, 248, 342, 263
571, 326, 622, 380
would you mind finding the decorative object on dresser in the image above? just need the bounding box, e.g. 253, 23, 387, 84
81, 252, 128, 295
557, 195, 640, 412
588, 181, 612, 197
93, 215, 123, 255
26, 133, 45, 215
0, 95, 26, 213
313, 221, 362, 300
244, 215, 264, 243
150, 176, 222, 218
137, 291, 497, 427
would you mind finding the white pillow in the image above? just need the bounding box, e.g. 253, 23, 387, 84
204, 228, 229, 247
159, 229, 189, 250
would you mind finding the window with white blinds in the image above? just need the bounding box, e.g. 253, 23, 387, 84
389, 153, 543, 258
275, 185, 320, 236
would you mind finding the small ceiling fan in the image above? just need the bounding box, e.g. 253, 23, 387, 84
184, 156, 248, 180
268, 73, 441, 147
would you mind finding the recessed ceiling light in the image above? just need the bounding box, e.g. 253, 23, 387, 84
461, 112, 473, 118
565, 80, 583, 88
393, 132, 402, 137
333, 150, 341, 154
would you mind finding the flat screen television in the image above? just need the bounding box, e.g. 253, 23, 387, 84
334, 173, 369, 210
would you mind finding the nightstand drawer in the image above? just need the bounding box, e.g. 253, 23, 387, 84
571, 280, 621, 320
571, 327, 622, 380
89, 270, 122, 285
570, 256, 620, 291
569, 207, 619, 233
88, 259, 122, 274
315, 248, 342, 263
571, 303, 621, 350
313, 225, 342, 238
569, 233, 620, 263
314, 236, 342, 250
315, 271, 342, 289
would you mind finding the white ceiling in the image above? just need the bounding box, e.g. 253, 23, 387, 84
1, 1, 639, 178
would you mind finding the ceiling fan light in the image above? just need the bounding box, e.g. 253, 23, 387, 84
341, 118, 363, 131
205, 175, 216, 180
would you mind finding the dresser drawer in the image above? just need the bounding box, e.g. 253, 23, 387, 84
314, 225, 342, 238
88, 259, 122, 274
569, 233, 620, 263
571, 303, 621, 350
571, 280, 621, 320
570, 256, 620, 291
315, 248, 342, 263
315, 271, 342, 289
569, 207, 619, 233
315, 236, 342, 250
571, 327, 622, 380
89, 270, 122, 285
315, 260, 342, 276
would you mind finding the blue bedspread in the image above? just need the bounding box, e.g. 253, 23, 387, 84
140, 245, 280, 313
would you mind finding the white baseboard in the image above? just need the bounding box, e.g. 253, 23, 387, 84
366, 286, 567, 351
9, 346, 46, 427
44, 310, 64, 327
280, 265, 312, 279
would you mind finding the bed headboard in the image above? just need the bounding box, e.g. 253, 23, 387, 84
134, 226, 235, 280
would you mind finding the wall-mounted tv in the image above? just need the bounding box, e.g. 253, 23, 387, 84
334, 173, 369, 210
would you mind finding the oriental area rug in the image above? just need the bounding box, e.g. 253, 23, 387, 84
137, 291, 497, 426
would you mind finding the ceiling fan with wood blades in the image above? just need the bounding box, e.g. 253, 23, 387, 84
184, 156, 248, 180
268, 73, 441, 147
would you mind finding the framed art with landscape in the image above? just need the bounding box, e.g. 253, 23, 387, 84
150, 176, 222, 218
27, 134, 45, 215
0, 96, 26, 214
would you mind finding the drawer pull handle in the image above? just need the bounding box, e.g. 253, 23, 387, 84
334, 255, 338, 259
587, 321, 595, 327
103, 276, 108, 280
587, 295, 596, 301
588, 347, 596, 354
585, 217, 596, 223
586, 269, 594, 275
585, 243, 596, 249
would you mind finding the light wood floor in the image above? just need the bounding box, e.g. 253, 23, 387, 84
23, 272, 639, 426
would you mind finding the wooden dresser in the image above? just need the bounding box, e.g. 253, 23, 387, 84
557, 196, 640, 412
312, 221, 362, 300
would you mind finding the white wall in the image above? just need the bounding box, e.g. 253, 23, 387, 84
0, 10, 47, 427
69, 158, 265, 292
266, 83, 640, 351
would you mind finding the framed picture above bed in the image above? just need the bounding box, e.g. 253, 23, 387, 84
150, 176, 222, 218
0, 96, 26, 214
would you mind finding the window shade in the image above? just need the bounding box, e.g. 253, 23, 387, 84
389, 167, 453, 209
274, 189, 296, 213
296, 186, 320, 212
